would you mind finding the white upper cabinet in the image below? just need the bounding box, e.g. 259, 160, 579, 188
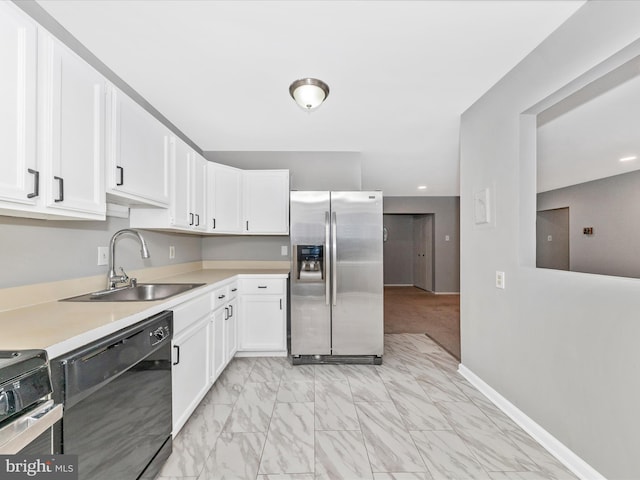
0, 2, 37, 206
0, 3, 105, 220
207, 162, 242, 233
39, 32, 105, 218
243, 170, 290, 234
106, 84, 169, 207
130, 136, 207, 232
191, 152, 207, 232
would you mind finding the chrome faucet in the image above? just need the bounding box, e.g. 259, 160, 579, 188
107, 229, 150, 290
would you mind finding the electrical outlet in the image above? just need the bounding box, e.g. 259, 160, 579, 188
445, 235, 450, 241
495, 271, 505, 289
97, 246, 108, 266
169, 245, 175, 259
281, 245, 288, 256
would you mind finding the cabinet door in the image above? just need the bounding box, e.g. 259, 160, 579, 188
239, 295, 286, 352
207, 162, 242, 233
40, 33, 105, 217
170, 136, 191, 228
172, 319, 210, 434
225, 299, 238, 360
191, 153, 207, 232
106, 85, 169, 206
0, 3, 37, 205
243, 170, 289, 234
210, 307, 226, 383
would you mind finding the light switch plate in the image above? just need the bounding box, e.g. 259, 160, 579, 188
496, 271, 505, 289
281, 245, 288, 256
169, 246, 175, 259
97, 246, 108, 266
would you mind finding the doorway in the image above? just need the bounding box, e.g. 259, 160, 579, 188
383, 213, 434, 290
536, 207, 570, 270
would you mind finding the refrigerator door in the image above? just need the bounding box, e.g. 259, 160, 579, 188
331, 191, 384, 355
290, 191, 332, 355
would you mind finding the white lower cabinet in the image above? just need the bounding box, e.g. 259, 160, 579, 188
171, 275, 287, 435
171, 316, 209, 435
171, 293, 211, 435
238, 278, 287, 355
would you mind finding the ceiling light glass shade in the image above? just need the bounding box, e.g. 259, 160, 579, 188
289, 78, 330, 110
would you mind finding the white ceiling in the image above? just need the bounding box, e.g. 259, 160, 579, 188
538, 65, 640, 193
37, 0, 585, 196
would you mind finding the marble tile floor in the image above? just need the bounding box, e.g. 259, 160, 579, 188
156, 334, 577, 480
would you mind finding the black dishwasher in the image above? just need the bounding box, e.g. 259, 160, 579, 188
52, 311, 173, 480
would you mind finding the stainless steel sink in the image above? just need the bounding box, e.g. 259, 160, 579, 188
61, 283, 206, 302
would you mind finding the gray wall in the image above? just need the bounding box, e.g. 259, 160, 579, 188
204, 151, 362, 191
201, 235, 290, 262
536, 208, 569, 271
459, 2, 640, 477
0, 215, 202, 289
383, 214, 415, 285
538, 170, 640, 278
384, 197, 460, 293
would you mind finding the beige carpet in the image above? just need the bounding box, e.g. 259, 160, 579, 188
384, 286, 460, 360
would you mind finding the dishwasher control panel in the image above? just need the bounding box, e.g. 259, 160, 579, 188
150, 324, 171, 346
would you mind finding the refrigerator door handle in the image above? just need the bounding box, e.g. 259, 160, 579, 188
332, 211, 337, 306
325, 211, 330, 305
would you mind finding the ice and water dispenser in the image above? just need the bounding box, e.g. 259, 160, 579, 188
296, 245, 324, 281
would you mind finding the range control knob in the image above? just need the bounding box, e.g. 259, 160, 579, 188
152, 327, 166, 342
0, 391, 9, 416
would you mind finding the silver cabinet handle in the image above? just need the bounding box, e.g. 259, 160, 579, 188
54, 176, 64, 202
224, 307, 229, 320
279, 298, 282, 310
325, 211, 330, 305
332, 211, 337, 307
229, 304, 233, 317
27, 168, 39, 199
218, 294, 226, 299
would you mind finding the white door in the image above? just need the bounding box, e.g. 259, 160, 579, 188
106, 86, 169, 206
211, 307, 226, 382
0, 3, 37, 205
172, 320, 210, 434
225, 300, 238, 360
239, 295, 285, 351
170, 136, 191, 228
191, 153, 207, 232
40, 33, 105, 217
208, 163, 242, 232
413, 215, 434, 291
243, 170, 289, 234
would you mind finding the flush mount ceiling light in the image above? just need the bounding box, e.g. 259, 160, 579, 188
619, 155, 637, 162
289, 78, 330, 111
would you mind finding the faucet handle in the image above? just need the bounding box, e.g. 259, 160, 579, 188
119, 266, 129, 282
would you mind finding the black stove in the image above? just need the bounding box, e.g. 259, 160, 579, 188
0, 350, 52, 425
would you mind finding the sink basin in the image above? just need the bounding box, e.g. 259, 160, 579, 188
62, 283, 206, 302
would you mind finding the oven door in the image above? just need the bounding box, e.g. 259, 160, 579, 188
0, 400, 62, 454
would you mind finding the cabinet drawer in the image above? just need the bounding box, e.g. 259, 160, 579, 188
212, 285, 229, 311
173, 293, 211, 334
228, 282, 239, 300
240, 278, 284, 295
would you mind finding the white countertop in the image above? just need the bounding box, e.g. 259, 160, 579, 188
0, 266, 289, 359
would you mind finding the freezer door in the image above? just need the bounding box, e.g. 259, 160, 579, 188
331, 191, 384, 355
290, 191, 331, 355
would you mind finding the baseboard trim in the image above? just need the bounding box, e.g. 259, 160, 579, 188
458, 364, 605, 480
383, 284, 414, 286
434, 291, 460, 295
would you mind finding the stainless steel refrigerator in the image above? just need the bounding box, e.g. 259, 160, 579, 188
290, 191, 384, 364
